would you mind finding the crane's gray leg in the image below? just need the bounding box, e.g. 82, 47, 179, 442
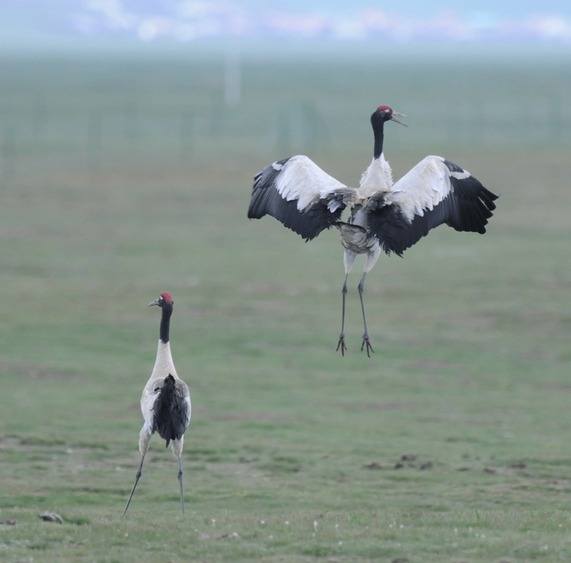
123, 426, 151, 517
172, 438, 185, 515
358, 273, 374, 357
336, 273, 349, 356
336, 250, 357, 356
359, 247, 381, 357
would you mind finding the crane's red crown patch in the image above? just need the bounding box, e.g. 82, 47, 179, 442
160, 291, 174, 304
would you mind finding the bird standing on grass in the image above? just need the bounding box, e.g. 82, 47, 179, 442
248, 105, 498, 357
123, 292, 191, 516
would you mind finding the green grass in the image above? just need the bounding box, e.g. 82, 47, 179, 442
0, 54, 570, 561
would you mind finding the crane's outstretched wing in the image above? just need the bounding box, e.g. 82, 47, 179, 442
365, 155, 498, 256
248, 155, 356, 241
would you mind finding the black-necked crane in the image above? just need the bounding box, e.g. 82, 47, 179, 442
123, 292, 191, 516
248, 105, 498, 357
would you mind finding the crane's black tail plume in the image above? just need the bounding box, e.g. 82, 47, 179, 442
152, 375, 188, 448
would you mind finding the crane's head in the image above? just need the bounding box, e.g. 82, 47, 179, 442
372, 105, 407, 127
148, 291, 174, 308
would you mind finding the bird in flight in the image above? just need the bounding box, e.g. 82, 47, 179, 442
123, 292, 191, 516
248, 105, 498, 356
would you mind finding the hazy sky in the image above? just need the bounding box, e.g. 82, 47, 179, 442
2, 0, 571, 49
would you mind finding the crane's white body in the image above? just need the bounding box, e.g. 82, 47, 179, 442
141, 341, 178, 426
339, 153, 394, 276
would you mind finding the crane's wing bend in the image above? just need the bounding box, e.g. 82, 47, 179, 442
248, 155, 356, 241
366, 155, 498, 256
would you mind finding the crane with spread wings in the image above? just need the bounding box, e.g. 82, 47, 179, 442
248, 105, 498, 357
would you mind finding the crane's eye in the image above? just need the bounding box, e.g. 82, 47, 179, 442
153, 386, 160, 393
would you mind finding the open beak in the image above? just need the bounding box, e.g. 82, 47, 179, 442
391, 111, 407, 127
148, 298, 160, 307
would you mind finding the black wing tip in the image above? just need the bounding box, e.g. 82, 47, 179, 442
482, 187, 499, 203
247, 207, 263, 219
443, 159, 464, 173
448, 174, 499, 232
443, 157, 499, 202
249, 157, 294, 219
385, 247, 405, 257
379, 242, 405, 257
253, 156, 292, 179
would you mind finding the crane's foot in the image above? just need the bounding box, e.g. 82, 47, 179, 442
336, 334, 347, 356
361, 334, 374, 358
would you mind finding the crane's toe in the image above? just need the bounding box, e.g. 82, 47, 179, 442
336, 334, 347, 356
361, 334, 375, 358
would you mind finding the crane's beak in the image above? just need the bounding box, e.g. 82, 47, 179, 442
391, 111, 407, 127
148, 298, 160, 307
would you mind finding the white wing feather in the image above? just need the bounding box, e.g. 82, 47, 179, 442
386, 155, 452, 222
274, 155, 349, 211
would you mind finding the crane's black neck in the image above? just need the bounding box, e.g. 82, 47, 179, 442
372, 118, 385, 160
159, 304, 173, 343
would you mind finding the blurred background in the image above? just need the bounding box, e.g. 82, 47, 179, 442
1, 1, 570, 561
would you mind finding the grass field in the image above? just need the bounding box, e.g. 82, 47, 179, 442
1, 53, 571, 562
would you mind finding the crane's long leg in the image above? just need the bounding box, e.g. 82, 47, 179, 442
336, 250, 357, 356
359, 246, 381, 358
336, 273, 349, 356
358, 273, 374, 357
177, 456, 185, 515
173, 438, 185, 515
122, 426, 151, 517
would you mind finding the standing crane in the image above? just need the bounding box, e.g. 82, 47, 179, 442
123, 292, 191, 516
248, 105, 498, 356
